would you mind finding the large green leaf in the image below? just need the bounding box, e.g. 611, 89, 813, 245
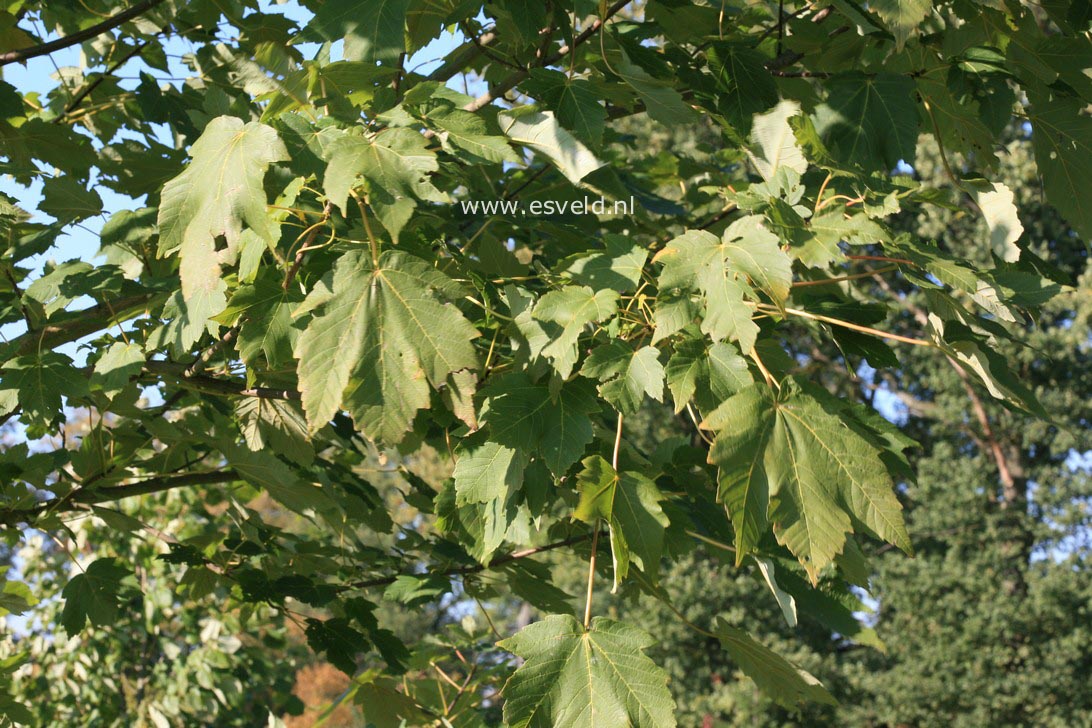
295, 249, 479, 442
1026, 84, 1092, 241
158, 116, 287, 312
499, 615, 677, 727
814, 73, 919, 171
702, 381, 911, 578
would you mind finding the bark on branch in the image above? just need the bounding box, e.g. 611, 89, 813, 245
0, 0, 167, 67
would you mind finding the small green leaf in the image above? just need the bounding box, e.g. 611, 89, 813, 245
324, 128, 446, 241
236, 397, 314, 466
582, 343, 665, 415
40, 176, 103, 223
60, 558, 132, 636
0, 352, 90, 433
868, 0, 932, 50
499, 109, 605, 184
429, 107, 521, 164
574, 455, 670, 589
533, 285, 620, 378
563, 234, 649, 293
453, 440, 528, 505
607, 45, 698, 126
655, 217, 791, 353
665, 337, 751, 413
90, 341, 145, 398
714, 618, 837, 707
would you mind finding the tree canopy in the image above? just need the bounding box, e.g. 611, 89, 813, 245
0, 0, 1089, 724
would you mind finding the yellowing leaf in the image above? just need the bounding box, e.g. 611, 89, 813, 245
158, 116, 287, 312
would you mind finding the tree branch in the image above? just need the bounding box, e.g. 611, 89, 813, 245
143, 360, 301, 400
0, 470, 238, 526
0, 0, 168, 67
61, 36, 152, 118
871, 273, 1019, 497
462, 0, 633, 113
1, 293, 155, 361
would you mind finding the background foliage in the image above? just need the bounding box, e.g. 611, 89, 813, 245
0, 0, 1089, 725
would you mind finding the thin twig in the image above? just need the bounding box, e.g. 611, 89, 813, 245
284, 201, 333, 289
769, 305, 939, 348
1, 0, 168, 66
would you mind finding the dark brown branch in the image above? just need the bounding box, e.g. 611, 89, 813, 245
0, 0, 168, 67
947, 356, 1017, 494
74, 470, 236, 504
425, 30, 497, 83
284, 201, 333, 290
184, 327, 238, 378
0, 470, 238, 526
2, 293, 154, 361
143, 360, 301, 400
